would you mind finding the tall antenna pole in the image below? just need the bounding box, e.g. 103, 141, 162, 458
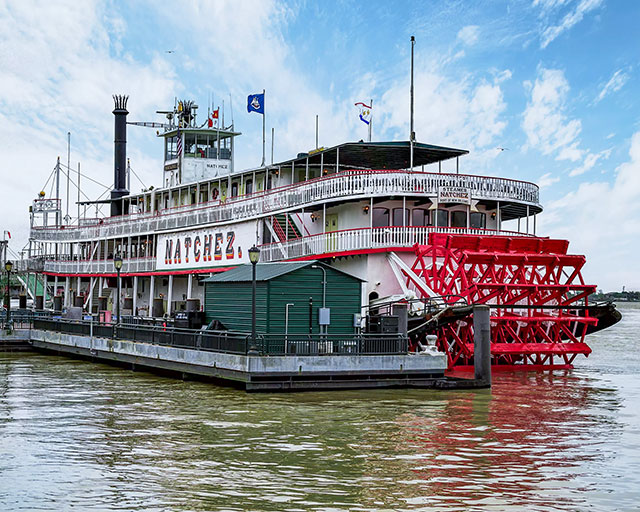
77, 162, 81, 224
55, 156, 61, 227
271, 127, 274, 165
410, 36, 415, 171
261, 89, 265, 167
369, 98, 373, 142
315, 115, 319, 149
66, 132, 71, 223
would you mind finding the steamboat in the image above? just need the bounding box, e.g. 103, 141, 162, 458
19, 94, 620, 371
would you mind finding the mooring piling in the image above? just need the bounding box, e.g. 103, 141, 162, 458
473, 305, 492, 385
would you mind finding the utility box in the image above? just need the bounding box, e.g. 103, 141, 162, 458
368, 315, 399, 334
318, 308, 330, 326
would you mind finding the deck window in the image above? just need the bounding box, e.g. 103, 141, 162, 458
245, 179, 253, 195
451, 211, 467, 228
392, 208, 409, 227
434, 209, 449, 227
231, 182, 239, 197
470, 212, 486, 229
412, 208, 430, 226
373, 208, 389, 227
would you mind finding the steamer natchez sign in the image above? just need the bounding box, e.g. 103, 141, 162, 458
156, 221, 258, 270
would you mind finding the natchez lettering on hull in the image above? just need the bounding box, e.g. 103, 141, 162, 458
156, 221, 257, 270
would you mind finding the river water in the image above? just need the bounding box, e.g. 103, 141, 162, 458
1, 303, 639, 511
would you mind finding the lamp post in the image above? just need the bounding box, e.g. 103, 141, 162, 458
248, 245, 260, 355
113, 254, 123, 325
5, 260, 13, 329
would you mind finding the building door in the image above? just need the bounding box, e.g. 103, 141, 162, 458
326, 214, 338, 252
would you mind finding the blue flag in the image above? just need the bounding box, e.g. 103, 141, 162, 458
247, 93, 265, 114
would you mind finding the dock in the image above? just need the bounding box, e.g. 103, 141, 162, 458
0, 313, 492, 392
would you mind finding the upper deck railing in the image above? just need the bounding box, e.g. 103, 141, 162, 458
30, 170, 540, 242
24, 226, 535, 274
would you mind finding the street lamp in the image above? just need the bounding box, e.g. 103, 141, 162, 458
5, 260, 13, 328
248, 245, 260, 355
113, 254, 123, 325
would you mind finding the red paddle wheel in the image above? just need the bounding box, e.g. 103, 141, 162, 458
406, 232, 597, 370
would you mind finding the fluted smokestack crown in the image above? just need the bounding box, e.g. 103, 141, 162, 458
111, 94, 129, 216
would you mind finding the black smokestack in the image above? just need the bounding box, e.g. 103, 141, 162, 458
111, 94, 129, 216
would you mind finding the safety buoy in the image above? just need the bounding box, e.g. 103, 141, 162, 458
212, 187, 219, 200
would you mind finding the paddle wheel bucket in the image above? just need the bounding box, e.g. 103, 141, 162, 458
405, 233, 598, 370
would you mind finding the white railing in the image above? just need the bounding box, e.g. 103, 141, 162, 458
40, 257, 156, 274
25, 227, 535, 274
259, 226, 536, 263
31, 170, 541, 243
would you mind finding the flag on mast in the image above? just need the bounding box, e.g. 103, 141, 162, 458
355, 102, 372, 125
208, 108, 219, 127
248, 91, 266, 166
247, 93, 265, 114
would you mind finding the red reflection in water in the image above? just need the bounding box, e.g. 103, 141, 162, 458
391, 372, 619, 509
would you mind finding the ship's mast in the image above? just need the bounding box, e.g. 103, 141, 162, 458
410, 36, 415, 171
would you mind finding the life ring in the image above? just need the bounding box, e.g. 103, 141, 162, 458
212, 187, 219, 200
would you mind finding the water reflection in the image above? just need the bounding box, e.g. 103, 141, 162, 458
0, 306, 638, 512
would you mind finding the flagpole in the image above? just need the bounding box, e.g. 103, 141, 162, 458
410, 36, 415, 171
261, 89, 266, 167
369, 98, 373, 142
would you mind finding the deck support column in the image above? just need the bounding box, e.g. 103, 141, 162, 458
149, 276, 155, 317
133, 276, 138, 316
187, 274, 193, 300
54, 276, 58, 300
64, 277, 70, 308
77, 276, 81, 303
167, 275, 173, 316
526, 205, 530, 234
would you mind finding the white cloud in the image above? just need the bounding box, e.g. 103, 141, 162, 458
568, 148, 611, 176
595, 69, 630, 103
457, 25, 480, 46
522, 68, 583, 161
493, 69, 513, 84
537, 172, 560, 189
0, 0, 180, 253
532, 0, 571, 12
539, 132, 640, 290
378, 68, 508, 170
151, 0, 354, 169
539, 0, 603, 48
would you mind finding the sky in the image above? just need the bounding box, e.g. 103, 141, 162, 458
1, 0, 639, 291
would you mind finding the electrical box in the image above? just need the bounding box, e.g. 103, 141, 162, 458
318, 307, 331, 326
353, 313, 362, 328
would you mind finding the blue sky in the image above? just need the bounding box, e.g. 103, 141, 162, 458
1, 0, 639, 290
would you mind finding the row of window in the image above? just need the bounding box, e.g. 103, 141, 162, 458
372, 208, 486, 228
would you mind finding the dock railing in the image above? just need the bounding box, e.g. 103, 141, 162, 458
30, 317, 409, 356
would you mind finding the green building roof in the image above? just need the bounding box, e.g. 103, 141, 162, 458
203, 261, 364, 283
